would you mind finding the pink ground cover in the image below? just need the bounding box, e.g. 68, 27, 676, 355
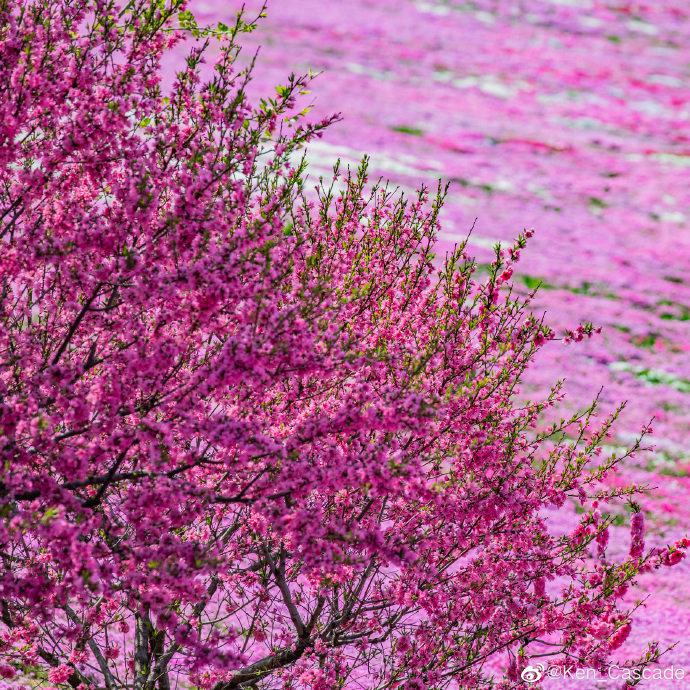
180, 1, 690, 683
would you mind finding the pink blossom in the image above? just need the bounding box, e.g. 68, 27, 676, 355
47, 665, 72, 684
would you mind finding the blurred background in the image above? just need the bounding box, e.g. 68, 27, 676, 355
186, 0, 690, 680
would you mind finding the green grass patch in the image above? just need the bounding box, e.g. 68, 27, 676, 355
610, 362, 690, 393
588, 196, 609, 209
520, 275, 555, 290
657, 300, 690, 321
632, 332, 660, 349
391, 125, 424, 136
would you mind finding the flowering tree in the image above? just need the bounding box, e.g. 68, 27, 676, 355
0, 1, 686, 689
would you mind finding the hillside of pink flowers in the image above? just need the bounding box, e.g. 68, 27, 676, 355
187, 0, 690, 684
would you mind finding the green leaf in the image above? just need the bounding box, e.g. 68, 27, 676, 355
40, 507, 59, 525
